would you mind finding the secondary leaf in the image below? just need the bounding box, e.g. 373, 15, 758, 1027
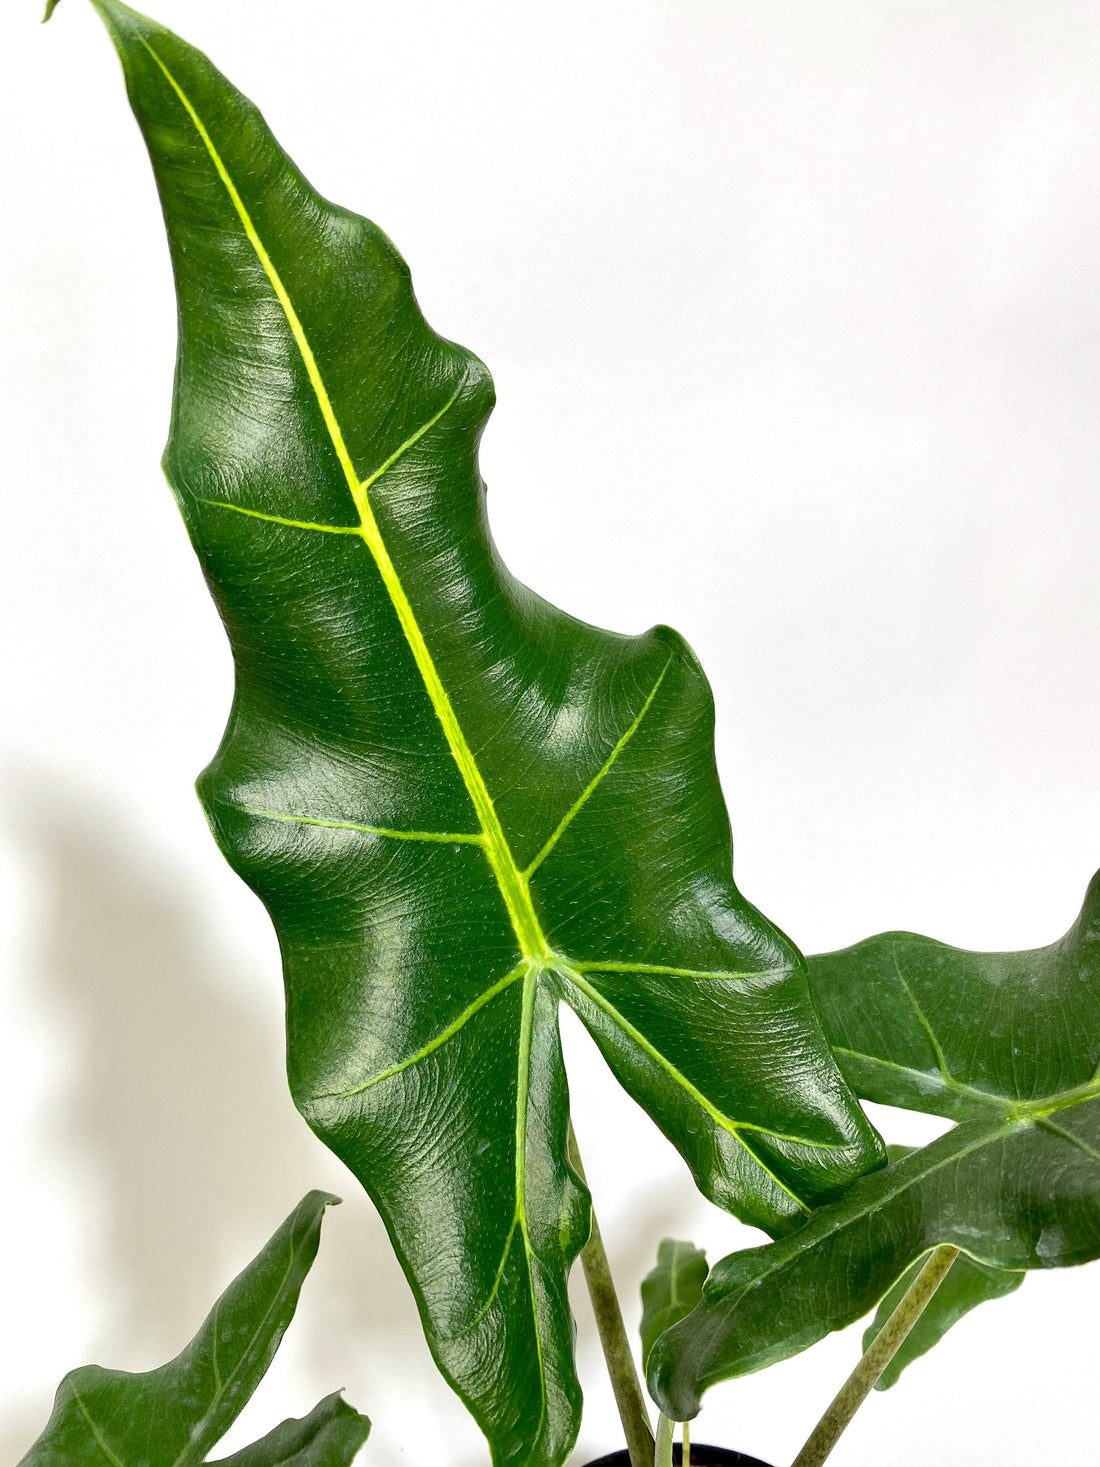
72, 3, 882, 1463
20, 1193, 369, 1467
862, 1252, 1023, 1390
640, 1241, 708, 1370
855, 1145, 1023, 1389
810, 871, 1100, 1129
648, 869, 1100, 1418
215, 1393, 371, 1467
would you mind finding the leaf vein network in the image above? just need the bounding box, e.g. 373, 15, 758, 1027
72, 1396, 126, 1467
1036, 1116, 1100, 1165
889, 948, 957, 1084
240, 808, 485, 845
524, 656, 672, 878
145, 38, 821, 1350
169, 1230, 311, 1467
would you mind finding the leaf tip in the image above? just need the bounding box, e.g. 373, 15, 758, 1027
42, 0, 61, 22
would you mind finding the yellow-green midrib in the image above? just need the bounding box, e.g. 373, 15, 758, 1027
144, 38, 549, 965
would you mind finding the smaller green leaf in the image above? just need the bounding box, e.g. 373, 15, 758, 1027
863, 1253, 1023, 1391
648, 871, 1100, 1418
20, 1192, 368, 1467
214, 1392, 371, 1467
640, 1240, 709, 1370
42, 0, 63, 20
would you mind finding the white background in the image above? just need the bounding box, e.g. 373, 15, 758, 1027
3, 1, 1100, 1463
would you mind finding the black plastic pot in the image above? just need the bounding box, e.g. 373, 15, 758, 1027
582, 1446, 775, 1467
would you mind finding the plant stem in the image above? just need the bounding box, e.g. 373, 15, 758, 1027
655, 1414, 674, 1467
789, 1245, 960, 1467
568, 1122, 656, 1467
682, 1418, 690, 1465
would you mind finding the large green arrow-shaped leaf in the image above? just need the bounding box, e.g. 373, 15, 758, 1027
648, 869, 1100, 1417
65, 3, 882, 1461
20, 1193, 370, 1467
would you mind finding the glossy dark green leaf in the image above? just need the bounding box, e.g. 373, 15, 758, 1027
811, 872, 1100, 1129
19, 1193, 369, 1467
67, 3, 882, 1462
648, 870, 1100, 1418
639, 1241, 708, 1371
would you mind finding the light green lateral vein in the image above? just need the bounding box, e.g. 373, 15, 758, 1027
171, 1235, 306, 1467
832, 1046, 977, 1101
142, 39, 549, 966
359, 385, 465, 495
891, 949, 956, 1083
572, 960, 780, 983
1037, 1117, 1100, 1165
467, 1216, 522, 1330
197, 499, 361, 535
326, 962, 528, 1099
832, 1046, 1100, 1120
561, 966, 814, 1207
240, 806, 485, 845
73, 1396, 125, 1467
525, 657, 672, 878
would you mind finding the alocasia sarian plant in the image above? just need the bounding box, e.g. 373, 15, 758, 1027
21, 1194, 370, 1467
48, 3, 882, 1465
34, 2, 1100, 1465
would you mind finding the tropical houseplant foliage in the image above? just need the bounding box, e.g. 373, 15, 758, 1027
22, 1194, 372, 1467
21, 3, 1100, 1466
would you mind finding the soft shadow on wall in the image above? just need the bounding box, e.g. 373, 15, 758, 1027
2, 769, 446, 1464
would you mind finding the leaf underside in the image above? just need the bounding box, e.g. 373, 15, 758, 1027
78, 3, 882, 1462
854, 1144, 1025, 1390
20, 1194, 369, 1467
649, 870, 1100, 1417
863, 1245, 1023, 1390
